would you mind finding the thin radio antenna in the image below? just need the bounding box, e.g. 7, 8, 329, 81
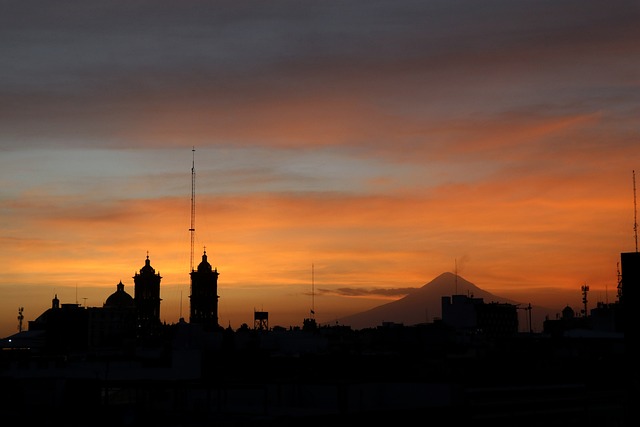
189, 147, 196, 272
310, 263, 315, 318
633, 170, 638, 252
17, 307, 24, 332
454, 258, 458, 294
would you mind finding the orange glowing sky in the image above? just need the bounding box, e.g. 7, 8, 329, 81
1, 0, 639, 337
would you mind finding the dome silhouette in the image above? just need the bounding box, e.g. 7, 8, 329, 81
104, 281, 135, 308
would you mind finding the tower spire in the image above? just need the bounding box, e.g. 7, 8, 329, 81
189, 147, 196, 272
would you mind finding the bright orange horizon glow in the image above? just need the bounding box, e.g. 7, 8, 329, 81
1, 1, 639, 337
1, 180, 637, 337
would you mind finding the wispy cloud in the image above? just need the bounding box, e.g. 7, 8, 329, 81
318, 287, 418, 298
1, 0, 638, 336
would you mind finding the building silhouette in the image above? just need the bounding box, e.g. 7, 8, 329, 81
0, 247, 632, 426
26, 294, 88, 353
441, 294, 519, 341
133, 253, 162, 339
254, 310, 268, 331
189, 249, 220, 331
620, 251, 639, 334
620, 249, 639, 424
88, 280, 136, 348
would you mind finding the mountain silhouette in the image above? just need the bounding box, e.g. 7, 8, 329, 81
330, 272, 557, 331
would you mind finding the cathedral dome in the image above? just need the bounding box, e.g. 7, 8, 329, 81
105, 281, 135, 308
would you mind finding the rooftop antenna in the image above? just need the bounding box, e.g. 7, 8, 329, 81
633, 170, 638, 252
17, 307, 24, 332
189, 147, 196, 272
454, 258, 458, 294
581, 283, 589, 318
310, 263, 315, 319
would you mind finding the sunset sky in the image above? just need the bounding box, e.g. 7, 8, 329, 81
1, 0, 639, 337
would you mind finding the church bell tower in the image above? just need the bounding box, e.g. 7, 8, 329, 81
133, 253, 162, 338
189, 249, 219, 331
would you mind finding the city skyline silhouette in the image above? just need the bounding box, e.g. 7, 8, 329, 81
1, 246, 633, 426
1, 1, 639, 338
0, 2, 638, 424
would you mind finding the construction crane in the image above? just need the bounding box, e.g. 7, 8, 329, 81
516, 303, 533, 333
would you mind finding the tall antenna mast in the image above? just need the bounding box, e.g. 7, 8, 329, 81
189, 147, 196, 272
311, 263, 315, 318
633, 170, 638, 252
454, 258, 458, 294
581, 283, 589, 317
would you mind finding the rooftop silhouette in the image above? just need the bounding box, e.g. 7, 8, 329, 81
0, 250, 635, 427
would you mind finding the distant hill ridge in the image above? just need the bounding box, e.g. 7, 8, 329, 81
330, 272, 555, 331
